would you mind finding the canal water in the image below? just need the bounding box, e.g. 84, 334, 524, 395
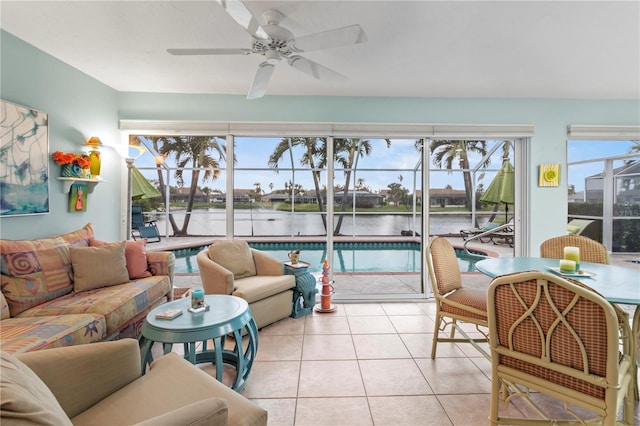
153, 209, 484, 237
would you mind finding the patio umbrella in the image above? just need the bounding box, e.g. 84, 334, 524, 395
131, 166, 161, 200
480, 159, 514, 222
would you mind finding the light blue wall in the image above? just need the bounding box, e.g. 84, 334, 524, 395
1, 31, 122, 241
3, 30, 639, 254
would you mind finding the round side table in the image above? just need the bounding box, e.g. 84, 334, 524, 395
140, 294, 258, 392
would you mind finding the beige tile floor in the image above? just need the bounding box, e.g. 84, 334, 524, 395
152, 237, 639, 425
150, 300, 639, 426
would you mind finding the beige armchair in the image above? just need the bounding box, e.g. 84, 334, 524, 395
197, 240, 296, 329
1, 339, 267, 426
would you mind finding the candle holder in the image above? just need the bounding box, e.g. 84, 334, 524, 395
563, 246, 580, 272
188, 288, 209, 313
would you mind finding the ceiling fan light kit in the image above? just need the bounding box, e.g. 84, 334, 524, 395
167, 0, 367, 100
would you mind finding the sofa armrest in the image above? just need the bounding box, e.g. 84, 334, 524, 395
16, 339, 142, 419
252, 249, 285, 276
197, 249, 234, 295
147, 251, 175, 285
133, 398, 228, 426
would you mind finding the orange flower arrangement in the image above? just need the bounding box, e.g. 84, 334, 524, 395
52, 151, 91, 168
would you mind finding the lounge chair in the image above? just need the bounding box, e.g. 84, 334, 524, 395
461, 220, 500, 242
131, 205, 161, 242
460, 218, 513, 245
566, 218, 594, 235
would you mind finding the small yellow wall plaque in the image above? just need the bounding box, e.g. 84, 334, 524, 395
539, 164, 560, 187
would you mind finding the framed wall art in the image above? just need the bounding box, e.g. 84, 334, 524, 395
539, 163, 560, 187
0, 99, 50, 216
69, 182, 88, 213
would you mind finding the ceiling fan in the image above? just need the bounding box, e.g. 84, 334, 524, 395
167, 0, 367, 100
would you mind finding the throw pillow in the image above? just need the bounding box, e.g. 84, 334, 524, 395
89, 238, 152, 280
208, 240, 256, 279
56, 223, 94, 247
0, 292, 10, 320
0, 351, 72, 425
70, 242, 129, 292
0, 236, 74, 315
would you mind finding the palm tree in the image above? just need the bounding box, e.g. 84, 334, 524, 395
269, 137, 328, 229
130, 135, 168, 210
269, 137, 390, 235
429, 140, 489, 216
333, 138, 391, 235
252, 182, 263, 202
158, 136, 227, 236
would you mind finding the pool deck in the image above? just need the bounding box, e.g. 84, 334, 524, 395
150, 234, 638, 303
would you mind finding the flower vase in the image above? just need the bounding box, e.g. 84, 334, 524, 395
61, 164, 82, 178
89, 151, 101, 178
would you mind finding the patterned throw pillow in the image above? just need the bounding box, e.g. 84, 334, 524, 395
0, 237, 74, 316
56, 223, 94, 247
70, 242, 130, 292
0, 292, 10, 319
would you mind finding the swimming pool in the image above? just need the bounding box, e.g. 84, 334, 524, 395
172, 242, 488, 274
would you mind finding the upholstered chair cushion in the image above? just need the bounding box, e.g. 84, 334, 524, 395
208, 240, 257, 279
70, 242, 130, 292
0, 350, 72, 425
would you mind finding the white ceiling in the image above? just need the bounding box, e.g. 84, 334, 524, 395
1, 1, 639, 100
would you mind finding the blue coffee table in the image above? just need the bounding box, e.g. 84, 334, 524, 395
140, 294, 258, 392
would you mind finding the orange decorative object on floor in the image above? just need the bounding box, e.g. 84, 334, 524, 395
315, 259, 336, 313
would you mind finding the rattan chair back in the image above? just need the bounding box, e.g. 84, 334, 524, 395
540, 234, 609, 264
487, 271, 634, 425
428, 237, 463, 295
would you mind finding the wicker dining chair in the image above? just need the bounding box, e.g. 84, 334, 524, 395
540, 234, 609, 264
426, 236, 489, 359
487, 271, 634, 425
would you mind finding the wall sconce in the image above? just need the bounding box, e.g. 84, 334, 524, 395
154, 154, 168, 165
85, 137, 103, 178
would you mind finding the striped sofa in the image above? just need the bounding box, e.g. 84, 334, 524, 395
0, 223, 174, 354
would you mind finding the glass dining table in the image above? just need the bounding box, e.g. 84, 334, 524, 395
475, 257, 639, 305
475, 256, 640, 399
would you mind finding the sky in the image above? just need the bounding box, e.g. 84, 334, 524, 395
567, 141, 638, 192
131, 138, 638, 194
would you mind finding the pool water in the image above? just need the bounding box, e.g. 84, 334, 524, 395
172, 242, 487, 274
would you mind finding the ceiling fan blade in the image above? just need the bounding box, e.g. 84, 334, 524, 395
247, 62, 275, 100
292, 24, 367, 53
167, 48, 252, 56
288, 56, 346, 81
215, 0, 268, 39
